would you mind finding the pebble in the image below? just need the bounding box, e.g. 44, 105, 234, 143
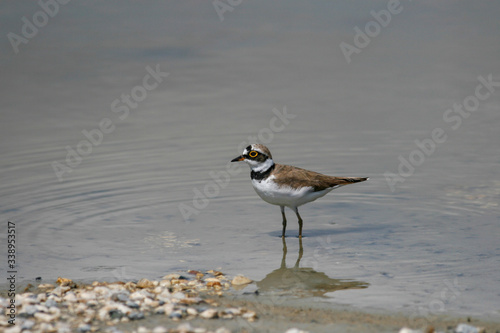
162, 273, 181, 280
175, 323, 194, 333
77, 324, 91, 333
8, 269, 258, 333
34, 312, 57, 323
169, 310, 184, 320
21, 319, 36, 330
56, 277, 74, 287
5, 325, 22, 333
187, 307, 198, 316
215, 328, 232, 333
21, 304, 38, 316
112, 292, 130, 302
56, 322, 71, 333
137, 278, 156, 289
38, 283, 55, 289
127, 311, 145, 320
126, 300, 140, 309
455, 323, 484, 333
199, 308, 218, 319
398, 328, 422, 333
152, 326, 168, 333
242, 310, 258, 321
285, 329, 309, 333
45, 298, 58, 308
231, 275, 253, 286
63, 292, 77, 302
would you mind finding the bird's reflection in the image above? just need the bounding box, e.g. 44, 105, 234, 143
256, 238, 368, 297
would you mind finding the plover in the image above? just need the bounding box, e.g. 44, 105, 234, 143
231, 144, 368, 238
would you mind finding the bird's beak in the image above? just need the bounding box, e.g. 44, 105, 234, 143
231, 155, 245, 162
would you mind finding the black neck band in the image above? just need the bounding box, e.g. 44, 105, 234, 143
251, 163, 275, 181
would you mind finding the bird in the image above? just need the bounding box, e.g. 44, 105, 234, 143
231, 144, 368, 238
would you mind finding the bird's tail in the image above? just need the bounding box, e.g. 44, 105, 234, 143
337, 177, 369, 185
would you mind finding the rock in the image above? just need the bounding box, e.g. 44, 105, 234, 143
106, 327, 125, 333
188, 270, 202, 275
130, 289, 154, 301
111, 292, 130, 302
37, 293, 48, 303
74, 303, 88, 315
56, 277, 74, 287
79, 291, 97, 301
219, 311, 234, 319
4, 325, 22, 333
20, 304, 38, 316
77, 324, 91, 333
153, 286, 164, 294
39, 322, 56, 332
207, 270, 224, 276
109, 309, 125, 320
21, 319, 35, 330
398, 329, 422, 333
63, 291, 77, 302
285, 329, 309, 333
186, 307, 198, 316
137, 278, 156, 289
152, 326, 168, 333
231, 275, 253, 286
162, 273, 181, 280
34, 312, 56, 322
224, 308, 242, 316
49, 306, 61, 317
455, 324, 484, 333
127, 311, 145, 320
163, 303, 175, 315
176, 323, 194, 333
172, 291, 186, 300
38, 283, 55, 290
93, 286, 111, 297
17, 293, 37, 306
200, 308, 218, 319
215, 328, 231, 333
193, 328, 207, 333
204, 277, 220, 283
169, 310, 183, 320
56, 322, 71, 333
45, 298, 58, 308
242, 310, 257, 321
124, 281, 137, 292
35, 304, 49, 313
51, 286, 70, 297
159, 280, 172, 288
207, 281, 222, 288
126, 300, 140, 309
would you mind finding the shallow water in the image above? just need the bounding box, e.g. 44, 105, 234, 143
1, 1, 499, 320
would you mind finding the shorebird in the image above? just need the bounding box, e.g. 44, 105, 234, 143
231, 144, 368, 238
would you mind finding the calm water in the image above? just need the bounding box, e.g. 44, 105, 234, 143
1, 1, 499, 319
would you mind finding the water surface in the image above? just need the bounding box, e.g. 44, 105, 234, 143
1, 1, 499, 320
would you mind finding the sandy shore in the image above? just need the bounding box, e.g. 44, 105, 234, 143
1, 271, 498, 333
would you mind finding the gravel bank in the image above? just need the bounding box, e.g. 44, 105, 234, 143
1, 270, 498, 333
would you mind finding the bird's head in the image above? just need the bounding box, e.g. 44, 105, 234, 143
231, 144, 274, 172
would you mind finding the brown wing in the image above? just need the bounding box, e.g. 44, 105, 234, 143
273, 164, 368, 192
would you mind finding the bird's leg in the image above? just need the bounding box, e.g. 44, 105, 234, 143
294, 207, 303, 238
280, 206, 287, 238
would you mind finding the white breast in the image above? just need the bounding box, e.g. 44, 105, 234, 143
251, 175, 337, 208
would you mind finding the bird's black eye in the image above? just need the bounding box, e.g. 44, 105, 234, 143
248, 150, 258, 158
